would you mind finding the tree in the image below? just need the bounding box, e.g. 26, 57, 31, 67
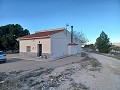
111, 45, 120, 51
73, 31, 89, 43
0, 24, 30, 51
95, 31, 111, 53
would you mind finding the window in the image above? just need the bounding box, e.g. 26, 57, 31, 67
26, 46, 31, 52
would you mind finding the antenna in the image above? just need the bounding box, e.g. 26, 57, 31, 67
65, 23, 69, 37
66, 23, 69, 30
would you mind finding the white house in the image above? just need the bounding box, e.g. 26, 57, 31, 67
18, 28, 81, 59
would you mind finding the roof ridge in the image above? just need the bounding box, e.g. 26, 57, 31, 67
35, 28, 65, 33
19, 28, 65, 39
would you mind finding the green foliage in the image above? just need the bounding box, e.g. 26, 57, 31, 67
95, 31, 111, 53
84, 44, 96, 50
73, 31, 89, 43
0, 24, 30, 51
111, 45, 120, 51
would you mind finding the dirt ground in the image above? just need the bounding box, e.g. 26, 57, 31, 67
0, 53, 120, 90
0, 54, 84, 72
0, 53, 102, 90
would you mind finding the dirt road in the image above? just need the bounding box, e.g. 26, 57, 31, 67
88, 53, 120, 90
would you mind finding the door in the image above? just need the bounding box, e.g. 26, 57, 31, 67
38, 44, 42, 56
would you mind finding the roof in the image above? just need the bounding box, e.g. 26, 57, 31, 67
19, 28, 64, 39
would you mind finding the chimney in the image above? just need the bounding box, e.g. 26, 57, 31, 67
71, 26, 73, 43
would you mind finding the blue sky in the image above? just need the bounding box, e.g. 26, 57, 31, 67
0, 0, 120, 43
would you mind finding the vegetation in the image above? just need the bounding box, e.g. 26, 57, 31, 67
84, 44, 96, 51
109, 45, 120, 60
73, 31, 89, 43
111, 45, 120, 51
0, 24, 30, 52
95, 31, 111, 53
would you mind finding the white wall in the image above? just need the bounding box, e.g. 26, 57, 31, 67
68, 45, 78, 55
51, 30, 81, 58
19, 29, 81, 58
74, 38, 81, 53
19, 38, 51, 53
51, 31, 70, 58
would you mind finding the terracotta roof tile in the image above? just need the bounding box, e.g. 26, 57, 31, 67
19, 28, 64, 39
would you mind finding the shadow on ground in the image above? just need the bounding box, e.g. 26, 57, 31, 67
0, 59, 22, 64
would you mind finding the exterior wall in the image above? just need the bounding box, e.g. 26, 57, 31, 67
68, 45, 78, 55
19, 38, 51, 57
67, 30, 81, 54
74, 39, 81, 53
51, 30, 81, 58
51, 31, 70, 58
19, 29, 81, 59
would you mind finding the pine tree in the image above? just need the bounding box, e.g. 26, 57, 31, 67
95, 31, 111, 53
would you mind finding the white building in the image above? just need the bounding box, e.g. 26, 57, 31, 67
18, 28, 81, 59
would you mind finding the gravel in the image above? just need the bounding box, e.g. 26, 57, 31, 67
0, 54, 102, 90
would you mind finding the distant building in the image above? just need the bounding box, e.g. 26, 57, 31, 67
112, 42, 120, 47
18, 28, 81, 59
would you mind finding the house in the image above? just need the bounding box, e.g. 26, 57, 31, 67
18, 28, 81, 59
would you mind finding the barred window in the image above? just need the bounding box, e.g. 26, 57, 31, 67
26, 46, 31, 52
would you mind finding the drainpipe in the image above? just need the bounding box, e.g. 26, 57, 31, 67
71, 26, 73, 43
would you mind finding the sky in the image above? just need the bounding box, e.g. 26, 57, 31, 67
0, 0, 120, 43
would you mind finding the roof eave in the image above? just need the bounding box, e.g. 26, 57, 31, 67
18, 36, 50, 40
